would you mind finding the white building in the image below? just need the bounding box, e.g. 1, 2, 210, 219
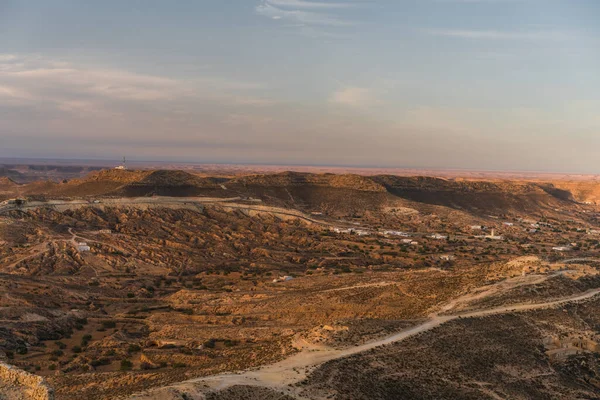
77, 242, 91, 252
273, 276, 294, 283
429, 234, 448, 240
485, 229, 504, 241
383, 230, 409, 237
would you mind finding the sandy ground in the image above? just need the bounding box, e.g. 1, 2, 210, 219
129, 272, 600, 400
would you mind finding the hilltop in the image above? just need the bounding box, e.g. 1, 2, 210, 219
0, 169, 585, 217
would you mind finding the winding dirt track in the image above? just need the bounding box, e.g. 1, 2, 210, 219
131, 278, 600, 399
0, 197, 331, 227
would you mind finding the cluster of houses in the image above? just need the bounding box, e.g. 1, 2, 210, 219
331, 227, 370, 236
382, 230, 409, 237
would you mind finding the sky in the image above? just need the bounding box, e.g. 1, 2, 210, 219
1, 0, 599, 172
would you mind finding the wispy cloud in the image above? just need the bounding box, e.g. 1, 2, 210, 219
255, 0, 359, 37
434, 0, 536, 3
266, 0, 356, 9
425, 29, 574, 41
329, 87, 377, 107
0, 54, 272, 113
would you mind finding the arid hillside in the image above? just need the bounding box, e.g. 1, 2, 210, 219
2, 170, 600, 399
1, 169, 593, 217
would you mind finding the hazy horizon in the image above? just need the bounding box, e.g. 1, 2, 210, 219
2, 1, 599, 172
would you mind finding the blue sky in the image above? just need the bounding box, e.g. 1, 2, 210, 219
1, 0, 599, 171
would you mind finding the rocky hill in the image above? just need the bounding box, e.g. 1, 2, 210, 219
372, 175, 569, 214
232, 171, 387, 192
0, 169, 589, 216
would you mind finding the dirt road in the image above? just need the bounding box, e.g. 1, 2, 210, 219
130, 277, 600, 400
0, 197, 331, 227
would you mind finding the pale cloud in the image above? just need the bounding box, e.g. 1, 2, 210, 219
0, 54, 18, 62
0, 84, 31, 100
266, 0, 356, 9
329, 87, 377, 107
255, 0, 358, 38
0, 54, 272, 112
435, 0, 531, 2
256, 2, 353, 26
426, 29, 574, 41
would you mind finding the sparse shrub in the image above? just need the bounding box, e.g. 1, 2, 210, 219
72, 346, 82, 353
102, 321, 117, 329
140, 362, 155, 370
51, 349, 64, 357
55, 341, 67, 349
172, 362, 187, 368
48, 364, 57, 371
127, 344, 141, 353
127, 292, 135, 298
90, 357, 111, 367
120, 359, 133, 371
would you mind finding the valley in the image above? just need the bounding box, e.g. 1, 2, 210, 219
1, 169, 600, 399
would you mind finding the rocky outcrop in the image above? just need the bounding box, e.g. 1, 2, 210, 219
0, 362, 54, 400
